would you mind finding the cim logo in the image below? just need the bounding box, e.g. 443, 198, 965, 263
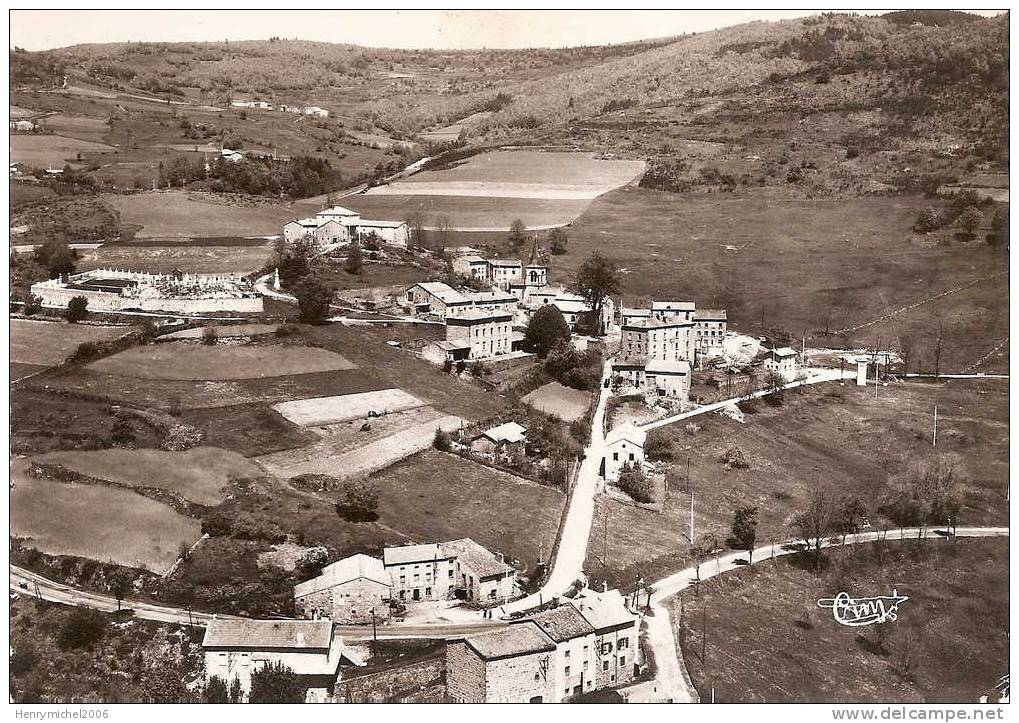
816, 590, 909, 627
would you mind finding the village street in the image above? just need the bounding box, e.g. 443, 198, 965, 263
500, 358, 614, 615
639, 526, 1011, 703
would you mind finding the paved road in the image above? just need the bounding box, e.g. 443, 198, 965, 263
640, 367, 852, 432
9, 565, 505, 639
501, 360, 614, 615
644, 526, 1010, 703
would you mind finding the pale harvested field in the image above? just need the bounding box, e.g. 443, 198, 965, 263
89, 344, 356, 381
10, 134, 116, 167
10, 318, 135, 367
159, 323, 280, 341
342, 194, 590, 231
10, 105, 38, 118
103, 190, 319, 239
78, 243, 273, 275
11, 461, 201, 573
521, 382, 592, 422
273, 388, 427, 426
33, 446, 262, 505
37, 114, 111, 143
258, 411, 462, 479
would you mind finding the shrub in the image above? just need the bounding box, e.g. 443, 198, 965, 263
66, 296, 89, 323
914, 207, 942, 232
22, 293, 42, 316
201, 514, 232, 537
293, 275, 334, 324
721, 446, 749, 469
290, 473, 341, 493
201, 326, 217, 345
249, 661, 304, 703
204, 676, 229, 704
335, 477, 379, 522
161, 423, 203, 451
68, 341, 107, 364
274, 323, 301, 338
616, 462, 654, 503
110, 415, 135, 446
56, 607, 107, 650
544, 338, 581, 379
645, 430, 673, 462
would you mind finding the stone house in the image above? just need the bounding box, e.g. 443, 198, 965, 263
645, 359, 691, 399
487, 259, 523, 289
469, 421, 527, 456
764, 346, 799, 383
202, 618, 348, 703
404, 281, 471, 318
293, 554, 392, 624
445, 308, 513, 359
383, 543, 457, 602
452, 254, 490, 280
568, 588, 640, 690
651, 300, 696, 323
693, 308, 727, 358
282, 217, 349, 246
446, 622, 557, 703
443, 538, 517, 603
602, 424, 646, 483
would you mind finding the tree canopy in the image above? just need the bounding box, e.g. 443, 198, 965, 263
524, 305, 571, 358
570, 251, 620, 335
248, 661, 305, 703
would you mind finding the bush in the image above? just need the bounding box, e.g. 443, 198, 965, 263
22, 293, 42, 316
293, 275, 334, 324
66, 296, 89, 323
335, 477, 379, 522
249, 661, 305, 703
721, 446, 749, 469
914, 207, 942, 232
110, 415, 135, 446
544, 338, 581, 379
68, 341, 107, 364
204, 676, 229, 704
201, 326, 218, 345
201, 514, 233, 537
56, 607, 107, 650
645, 430, 673, 462
274, 323, 301, 338
161, 423, 204, 451
616, 462, 654, 503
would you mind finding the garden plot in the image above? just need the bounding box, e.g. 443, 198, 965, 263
32, 446, 262, 506
257, 411, 462, 480
521, 382, 592, 422
273, 388, 427, 426
11, 460, 201, 574
158, 323, 280, 341
89, 344, 356, 381
10, 318, 135, 367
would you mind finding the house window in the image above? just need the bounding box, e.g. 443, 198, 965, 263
426, 587, 432, 596
564, 650, 570, 659
620, 656, 626, 666
565, 666, 570, 676
613, 452, 619, 461
448, 569, 454, 578
603, 661, 609, 672
619, 638, 629, 649
602, 642, 613, 655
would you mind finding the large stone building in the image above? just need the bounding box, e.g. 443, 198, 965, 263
444, 308, 514, 359
293, 554, 392, 624
30, 268, 263, 314
380, 539, 517, 604
764, 346, 800, 382
444, 538, 516, 604
693, 308, 727, 358
404, 281, 472, 318
202, 618, 348, 702
446, 588, 639, 703
283, 205, 409, 247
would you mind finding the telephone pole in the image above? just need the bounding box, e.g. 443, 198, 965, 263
932, 405, 938, 447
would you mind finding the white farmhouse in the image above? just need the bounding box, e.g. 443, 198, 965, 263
602, 424, 646, 483
764, 346, 799, 383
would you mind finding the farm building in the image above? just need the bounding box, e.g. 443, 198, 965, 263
645, 359, 691, 399
382, 539, 517, 603
283, 205, 408, 249
202, 618, 350, 703
30, 268, 263, 314
470, 421, 527, 455
444, 538, 517, 604
293, 554, 393, 624
10, 119, 36, 132
303, 106, 329, 117
764, 346, 800, 382
404, 281, 472, 318
602, 424, 646, 483
444, 309, 514, 359
452, 254, 490, 280
446, 589, 638, 702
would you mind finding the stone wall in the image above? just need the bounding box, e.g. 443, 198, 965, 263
445, 642, 486, 703
32, 281, 263, 314
294, 579, 392, 624
485, 651, 556, 703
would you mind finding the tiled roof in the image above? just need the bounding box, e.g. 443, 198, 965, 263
694, 309, 727, 321
528, 605, 595, 642
646, 359, 690, 375
317, 205, 359, 217
605, 424, 646, 448
202, 618, 333, 650
488, 259, 522, 267
294, 554, 390, 598
481, 421, 527, 444
651, 300, 695, 311
383, 543, 451, 566
771, 347, 798, 358
568, 588, 637, 633
413, 282, 469, 305
441, 538, 514, 579
463, 621, 555, 660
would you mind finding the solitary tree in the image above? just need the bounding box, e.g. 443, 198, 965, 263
914, 207, 942, 233
508, 218, 527, 249
544, 338, 582, 380
248, 661, 305, 703
616, 461, 654, 503
433, 427, 452, 452
957, 205, 983, 236
728, 505, 758, 563
66, 296, 89, 323
524, 305, 571, 358
792, 488, 838, 571
201, 326, 218, 345
344, 237, 364, 275
228, 676, 243, 704
404, 210, 428, 249
571, 251, 620, 335
835, 496, 868, 544
292, 275, 333, 323
335, 477, 380, 522
33, 239, 76, 279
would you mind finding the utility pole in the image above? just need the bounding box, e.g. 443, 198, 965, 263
932, 405, 938, 447
371, 608, 378, 649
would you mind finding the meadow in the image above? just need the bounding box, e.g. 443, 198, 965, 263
10, 134, 116, 167
10, 318, 135, 368
341, 194, 590, 231
587, 380, 1009, 591
11, 462, 201, 574
77, 243, 273, 275
88, 343, 356, 381
556, 186, 1009, 372
674, 538, 1008, 703
37, 113, 111, 143
521, 382, 593, 423
33, 446, 263, 505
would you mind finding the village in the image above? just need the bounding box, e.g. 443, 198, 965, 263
8, 8, 1010, 710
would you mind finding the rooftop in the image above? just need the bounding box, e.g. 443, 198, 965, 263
357, 219, 407, 228
651, 301, 696, 312
317, 205, 359, 217
480, 421, 527, 444
413, 281, 469, 305
488, 259, 522, 267
441, 538, 514, 579
694, 309, 727, 321
527, 604, 595, 642
383, 543, 451, 566
646, 359, 691, 375
605, 423, 646, 448
294, 554, 390, 598
771, 347, 798, 358
569, 588, 637, 633
447, 308, 513, 323
203, 618, 333, 650
462, 621, 555, 660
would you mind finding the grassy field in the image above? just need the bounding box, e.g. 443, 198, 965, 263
37, 113, 111, 143
10, 319, 135, 367
273, 388, 426, 426
556, 186, 1009, 372
342, 194, 591, 231
10, 181, 56, 208
521, 382, 593, 422
11, 461, 201, 573
180, 403, 315, 457
587, 380, 1009, 591
674, 538, 1009, 703
33, 446, 263, 505
88, 343, 355, 381
10, 134, 116, 167
103, 190, 318, 239
371, 450, 565, 570
78, 243, 273, 275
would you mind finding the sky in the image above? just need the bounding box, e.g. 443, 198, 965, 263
10, 9, 1004, 52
